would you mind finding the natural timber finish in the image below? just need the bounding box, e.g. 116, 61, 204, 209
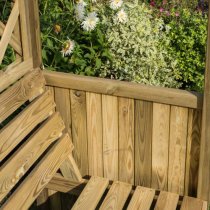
127, 186, 155, 210
1, 134, 73, 210
0, 69, 45, 124
198, 0, 210, 201
44, 70, 203, 109
99, 181, 132, 210
71, 176, 109, 210
69, 177, 207, 210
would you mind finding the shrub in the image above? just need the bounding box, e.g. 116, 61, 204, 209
100, 3, 181, 88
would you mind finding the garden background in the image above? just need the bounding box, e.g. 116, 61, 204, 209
0, 0, 209, 92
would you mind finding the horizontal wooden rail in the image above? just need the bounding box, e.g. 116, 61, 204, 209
44, 70, 203, 109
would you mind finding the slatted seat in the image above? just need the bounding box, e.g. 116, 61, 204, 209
71, 176, 208, 210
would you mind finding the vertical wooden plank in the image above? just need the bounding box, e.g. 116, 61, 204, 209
28, 0, 42, 68
152, 103, 170, 191
185, 109, 202, 197
86, 92, 103, 176
36, 189, 50, 210
54, 87, 71, 135
168, 106, 188, 194
18, 0, 32, 60
13, 15, 22, 60
102, 95, 118, 180
119, 97, 134, 184
198, 0, 210, 201
70, 90, 88, 176
135, 100, 153, 187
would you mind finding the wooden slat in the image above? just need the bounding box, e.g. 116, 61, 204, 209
0, 1, 19, 64
44, 70, 203, 109
48, 190, 62, 210
152, 103, 170, 190
18, 0, 32, 59
119, 98, 134, 184
70, 90, 88, 176
36, 189, 50, 210
2, 134, 73, 210
0, 21, 22, 56
155, 191, 179, 210
60, 155, 83, 182
102, 95, 118, 180
86, 92, 103, 176
99, 181, 132, 210
0, 90, 55, 161
185, 109, 202, 196
127, 186, 155, 210
72, 176, 109, 210
46, 173, 86, 194
13, 15, 22, 59
180, 196, 207, 210
0, 58, 33, 93
135, 100, 152, 186
0, 69, 45, 124
168, 106, 188, 194
0, 112, 65, 202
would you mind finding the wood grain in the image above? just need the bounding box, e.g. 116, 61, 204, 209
185, 109, 202, 196
127, 186, 155, 210
0, 90, 55, 161
152, 103, 170, 190
135, 100, 153, 187
155, 191, 179, 210
118, 97, 134, 184
0, 0, 19, 64
102, 95, 118, 180
99, 181, 132, 210
86, 92, 103, 176
0, 112, 65, 202
44, 70, 203, 109
180, 196, 207, 210
168, 106, 188, 194
0, 69, 46, 124
0, 21, 22, 56
2, 134, 73, 210
70, 90, 88, 176
72, 176, 109, 210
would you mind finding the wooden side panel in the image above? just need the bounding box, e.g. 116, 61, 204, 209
70, 90, 88, 176
118, 97, 134, 184
127, 186, 155, 210
2, 134, 73, 210
48, 190, 62, 210
168, 106, 188, 194
102, 95, 118, 180
155, 191, 179, 210
99, 181, 132, 210
0, 112, 65, 202
152, 103, 170, 190
0, 90, 55, 161
0, 69, 45, 124
135, 100, 153, 187
185, 109, 202, 196
72, 176, 109, 210
86, 92, 103, 176
180, 196, 207, 210
54, 87, 71, 135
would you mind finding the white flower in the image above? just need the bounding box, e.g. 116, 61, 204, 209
61, 39, 75, 57
116, 9, 127, 23
81, 12, 99, 31
110, 0, 123, 10
76, 0, 87, 7
75, 4, 85, 21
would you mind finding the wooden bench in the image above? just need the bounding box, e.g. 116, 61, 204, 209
0, 0, 209, 209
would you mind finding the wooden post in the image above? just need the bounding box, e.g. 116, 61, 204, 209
197, 0, 210, 202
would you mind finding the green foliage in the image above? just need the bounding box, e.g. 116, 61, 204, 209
100, 3, 181, 88
39, 0, 111, 76
165, 9, 207, 91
